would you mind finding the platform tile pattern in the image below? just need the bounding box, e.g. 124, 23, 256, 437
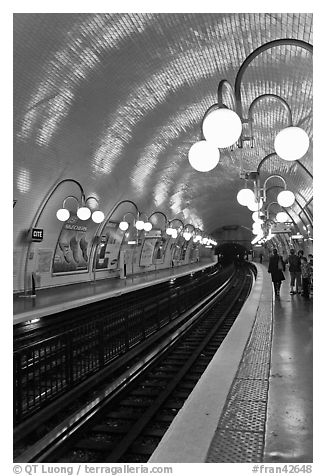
206, 291, 273, 463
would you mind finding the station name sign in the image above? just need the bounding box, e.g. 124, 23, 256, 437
31, 228, 44, 242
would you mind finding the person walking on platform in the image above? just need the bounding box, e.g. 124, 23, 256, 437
268, 248, 285, 296
300, 256, 311, 298
308, 254, 313, 296
288, 248, 302, 295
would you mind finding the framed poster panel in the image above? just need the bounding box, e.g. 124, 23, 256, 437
153, 236, 169, 264
140, 238, 157, 266
95, 221, 125, 270
52, 215, 92, 274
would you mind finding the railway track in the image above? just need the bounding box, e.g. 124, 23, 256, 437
15, 264, 254, 463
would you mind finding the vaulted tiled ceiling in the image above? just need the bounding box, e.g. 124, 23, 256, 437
13, 13, 313, 237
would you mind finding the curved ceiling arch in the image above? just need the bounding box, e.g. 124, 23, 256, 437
14, 12, 313, 243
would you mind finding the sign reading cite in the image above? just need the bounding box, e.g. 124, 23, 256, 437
31, 228, 44, 242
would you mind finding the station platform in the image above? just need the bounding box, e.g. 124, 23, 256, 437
149, 263, 313, 463
13, 259, 217, 325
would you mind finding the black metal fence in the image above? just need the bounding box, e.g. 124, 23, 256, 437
14, 265, 234, 424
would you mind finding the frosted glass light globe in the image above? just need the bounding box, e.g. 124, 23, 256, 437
143, 222, 152, 232
277, 190, 295, 208
202, 108, 242, 148
252, 222, 262, 232
276, 211, 288, 223
171, 229, 178, 239
91, 211, 105, 223
252, 211, 264, 222
183, 231, 192, 241
247, 198, 263, 212
56, 208, 70, 221
274, 126, 309, 161
166, 227, 173, 235
188, 140, 220, 172
237, 188, 255, 206
253, 218, 264, 225
119, 221, 129, 231
77, 207, 91, 220
135, 220, 144, 230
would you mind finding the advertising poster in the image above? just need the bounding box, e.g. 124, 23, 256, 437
172, 236, 186, 262
95, 221, 124, 270
153, 236, 169, 264
140, 238, 157, 266
52, 215, 91, 274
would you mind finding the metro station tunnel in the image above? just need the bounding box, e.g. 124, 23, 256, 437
13, 13, 313, 464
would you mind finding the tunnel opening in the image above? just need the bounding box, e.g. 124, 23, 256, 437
216, 242, 249, 267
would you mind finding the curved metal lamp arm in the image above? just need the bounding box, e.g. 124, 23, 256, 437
148, 210, 168, 226
248, 94, 293, 125
168, 218, 185, 229
184, 223, 196, 231
85, 196, 100, 208
264, 200, 299, 233
122, 211, 138, 223
265, 184, 313, 228
248, 94, 293, 145
257, 152, 313, 180
217, 79, 237, 111
265, 201, 281, 219
62, 195, 80, 209
262, 175, 286, 201
235, 38, 313, 121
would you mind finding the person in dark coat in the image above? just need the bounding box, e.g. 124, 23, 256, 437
268, 248, 285, 296
288, 248, 301, 294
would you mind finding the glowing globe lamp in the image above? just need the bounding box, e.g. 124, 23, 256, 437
277, 190, 295, 208
92, 211, 105, 223
77, 206, 91, 220
276, 211, 288, 223
143, 221, 152, 232
56, 208, 70, 221
183, 231, 192, 241
237, 188, 255, 206
252, 222, 262, 232
274, 126, 309, 161
135, 220, 144, 230
188, 140, 220, 172
119, 221, 129, 231
202, 108, 242, 148
252, 211, 264, 222
247, 198, 263, 212
171, 229, 178, 239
